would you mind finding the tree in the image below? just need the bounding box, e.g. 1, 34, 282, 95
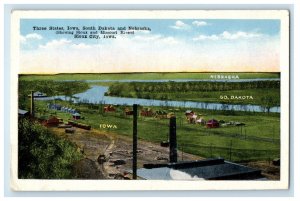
261, 95, 277, 113
18, 118, 83, 179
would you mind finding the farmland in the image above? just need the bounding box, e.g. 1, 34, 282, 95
18, 73, 281, 164
33, 99, 280, 162
19, 72, 280, 81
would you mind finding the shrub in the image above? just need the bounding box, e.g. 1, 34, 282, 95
18, 118, 83, 179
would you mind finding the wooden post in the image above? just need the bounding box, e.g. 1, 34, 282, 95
30, 90, 34, 117
181, 144, 184, 161
132, 104, 138, 179
229, 140, 233, 161
169, 117, 177, 163
272, 126, 275, 143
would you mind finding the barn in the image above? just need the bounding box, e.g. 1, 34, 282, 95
72, 113, 81, 120
41, 116, 62, 127
140, 108, 154, 117
104, 105, 115, 112
206, 119, 219, 128
185, 110, 194, 116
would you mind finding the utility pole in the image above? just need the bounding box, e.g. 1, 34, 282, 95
30, 90, 35, 117
169, 117, 178, 163
132, 104, 138, 179
229, 140, 233, 161
181, 144, 184, 161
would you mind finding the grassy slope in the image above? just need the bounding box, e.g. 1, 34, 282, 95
19, 72, 280, 81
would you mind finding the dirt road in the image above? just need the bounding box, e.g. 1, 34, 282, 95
50, 127, 203, 179
50, 127, 279, 180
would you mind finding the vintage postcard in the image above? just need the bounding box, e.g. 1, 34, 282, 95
10, 10, 289, 191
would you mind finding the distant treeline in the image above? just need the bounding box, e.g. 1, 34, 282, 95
18, 80, 90, 109
107, 81, 280, 96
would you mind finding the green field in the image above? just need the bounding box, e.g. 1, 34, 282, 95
19, 72, 280, 81
33, 100, 280, 162
19, 73, 281, 162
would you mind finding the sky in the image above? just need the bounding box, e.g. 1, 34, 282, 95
19, 19, 281, 74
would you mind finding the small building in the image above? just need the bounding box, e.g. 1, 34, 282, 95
206, 119, 219, 128
167, 112, 176, 119
18, 109, 29, 118
41, 116, 62, 127
104, 105, 116, 112
70, 109, 77, 114
188, 114, 197, 124
124, 107, 134, 116
68, 120, 91, 130
28, 91, 47, 97
185, 110, 194, 116
125, 110, 134, 116
155, 110, 168, 119
196, 118, 206, 125
48, 104, 62, 110
72, 113, 81, 120
140, 108, 154, 117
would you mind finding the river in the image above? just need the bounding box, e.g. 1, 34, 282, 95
37, 85, 280, 113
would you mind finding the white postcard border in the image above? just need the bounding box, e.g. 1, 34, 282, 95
10, 10, 290, 191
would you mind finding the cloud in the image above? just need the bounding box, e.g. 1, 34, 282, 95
20, 33, 43, 43
170, 20, 190, 30
193, 34, 219, 41
161, 37, 179, 45
135, 30, 151, 34
221, 31, 261, 40
133, 34, 162, 42
39, 39, 72, 49
19, 30, 279, 74
133, 34, 179, 45
70, 43, 93, 49
193, 31, 263, 41
192, 20, 208, 27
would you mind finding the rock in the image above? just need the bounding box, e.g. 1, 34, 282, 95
114, 173, 124, 179
160, 141, 169, 147
111, 159, 126, 166
97, 154, 106, 164
156, 156, 168, 161
58, 124, 72, 128
65, 128, 76, 133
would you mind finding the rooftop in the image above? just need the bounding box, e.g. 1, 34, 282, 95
136, 158, 265, 180
18, 109, 29, 115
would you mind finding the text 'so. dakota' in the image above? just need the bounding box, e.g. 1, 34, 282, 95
220, 95, 254, 100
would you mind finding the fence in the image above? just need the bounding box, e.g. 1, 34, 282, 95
178, 142, 280, 162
